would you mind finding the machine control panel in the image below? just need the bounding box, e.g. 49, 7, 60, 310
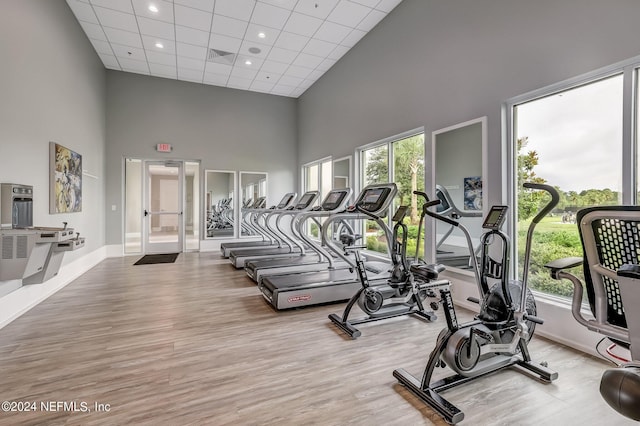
356, 187, 392, 213
276, 193, 296, 209
482, 205, 508, 230
321, 190, 349, 211
294, 192, 318, 209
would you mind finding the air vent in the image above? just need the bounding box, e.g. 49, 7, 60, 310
16, 235, 28, 259
2, 236, 13, 260
207, 48, 237, 65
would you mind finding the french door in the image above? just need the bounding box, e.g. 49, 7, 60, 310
144, 161, 183, 254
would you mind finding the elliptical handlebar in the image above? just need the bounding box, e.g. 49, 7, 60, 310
523, 183, 560, 224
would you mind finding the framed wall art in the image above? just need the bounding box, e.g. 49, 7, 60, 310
50, 142, 82, 213
463, 176, 482, 210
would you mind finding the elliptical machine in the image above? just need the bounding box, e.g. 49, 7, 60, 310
394, 183, 559, 424
328, 197, 450, 339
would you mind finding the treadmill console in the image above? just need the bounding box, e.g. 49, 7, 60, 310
294, 192, 317, 209
356, 187, 392, 213
276, 193, 296, 209
392, 205, 409, 222
482, 205, 508, 230
321, 190, 349, 211
252, 197, 266, 208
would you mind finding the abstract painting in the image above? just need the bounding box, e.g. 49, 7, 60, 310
463, 176, 482, 210
50, 142, 82, 213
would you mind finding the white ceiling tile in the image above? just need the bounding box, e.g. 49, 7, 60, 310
98, 53, 120, 68
177, 42, 208, 60
294, 0, 339, 20
204, 73, 229, 85
327, 0, 371, 27
239, 40, 270, 59
208, 33, 242, 53
290, 88, 306, 97
251, 2, 291, 30
266, 46, 298, 64
227, 75, 253, 89
175, 5, 212, 31
271, 84, 296, 96
351, 0, 380, 8
211, 14, 248, 39
94, 6, 139, 32
176, 25, 210, 47
146, 50, 177, 66
205, 62, 233, 76
142, 35, 176, 54
79, 21, 107, 41
231, 66, 258, 79
292, 53, 323, 68
274, 31, 309, 51
316, 57, 337, 71
178, 56, 206, 71
299, 79, 315, 88
327, 44, 349, 60
175, 0, 215, 13
178, 67, 204, 81
258, 0, 297, 10
111, 44, 146, 61
285, 64, 313, 78
306, 69, 326, 80
245, 24, 280, 47
138, 17, 175, 39
278, 75, 304, 87
260, 60, 289, 74
90, 0, 134, 14
149, 62, 178, 77
118, 57, 150, 72
254, 71, 281, 82
375, 0, 402, 13
104, 27, 143, 48
357, 9, 385, 31
283, 12, 323, 37
67, 0, 99, 24
250, 80, 276, 92
303, 39, 337, 57
235, 56, 264, 68
340, 28, 366, 47
313, 21, 351, 44
215, 0, 256, 21
131, 0, 174, 23
90, 39, 114, 55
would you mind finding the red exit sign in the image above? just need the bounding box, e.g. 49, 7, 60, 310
156, 143, 172, 153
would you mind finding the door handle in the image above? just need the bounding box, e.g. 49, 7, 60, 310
144, 209, 149, 217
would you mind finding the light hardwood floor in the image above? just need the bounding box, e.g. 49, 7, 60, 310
0, 253, 635, 426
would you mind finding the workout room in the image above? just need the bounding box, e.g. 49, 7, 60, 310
1, 0, 639, 424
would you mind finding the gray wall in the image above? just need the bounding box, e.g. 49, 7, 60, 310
0, 0, 106, 259
298, 0, 640, 208
105, 71, 297, 245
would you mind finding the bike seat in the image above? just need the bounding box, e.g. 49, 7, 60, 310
411, 263, 445, 281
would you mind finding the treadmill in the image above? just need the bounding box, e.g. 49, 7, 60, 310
228, 190, 320, 268
245, 188, 353, 283
220, 193, 295, 258
259, 182, 397, 310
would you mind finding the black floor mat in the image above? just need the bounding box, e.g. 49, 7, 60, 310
134, 253, 179, 265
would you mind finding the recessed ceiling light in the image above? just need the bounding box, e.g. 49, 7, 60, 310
258, 32, 266, 39
245, 60, 252, 66
155, 42, 164, 49
248, 47, 261, 54
148, 4, 158, 13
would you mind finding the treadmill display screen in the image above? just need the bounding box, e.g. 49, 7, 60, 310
322, 191, 348, 210
357, 187, 391, 212
295, 193, 316, 209
277, 194, 295, 209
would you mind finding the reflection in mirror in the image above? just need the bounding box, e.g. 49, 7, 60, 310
240, 172, 267, 237
433, 117, 486, 270
205, 170, 235, 239
332, 156, 351, 189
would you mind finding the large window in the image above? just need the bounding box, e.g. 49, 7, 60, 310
302, 158, 331, 238
360, 130, 425, 258
510, 71, 630, 300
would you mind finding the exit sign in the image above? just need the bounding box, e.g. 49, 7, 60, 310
156, 143, 172, 153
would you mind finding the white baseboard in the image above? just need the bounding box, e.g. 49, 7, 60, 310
0, 246, 108, 330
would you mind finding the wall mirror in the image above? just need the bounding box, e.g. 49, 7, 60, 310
239, 171, 267, 237
432, 117, 487, 271
204, 170, 236, 239
332, 156, 351, 190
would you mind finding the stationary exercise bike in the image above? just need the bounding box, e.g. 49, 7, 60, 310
328, 198, 450, 339
394, 183, 558, 424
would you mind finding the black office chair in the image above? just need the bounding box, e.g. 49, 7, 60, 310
545, 206, 640, 421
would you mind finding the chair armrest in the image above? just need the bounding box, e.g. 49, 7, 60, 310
544, 257, 583, 279
618, 263, 640, 279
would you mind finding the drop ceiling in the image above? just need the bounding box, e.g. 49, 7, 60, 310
66, 0, 403, 98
